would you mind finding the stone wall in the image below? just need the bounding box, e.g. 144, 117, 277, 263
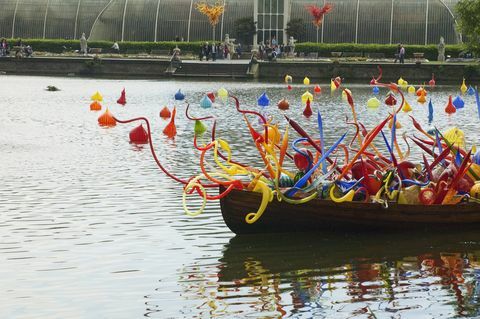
0, 57, 478, 83
258, 61, 480, 83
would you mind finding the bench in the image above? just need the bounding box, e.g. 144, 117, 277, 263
413, 52, 424, 64
151, 49, 171, 56
90, 48, 102, 54
306, 52, 318, 59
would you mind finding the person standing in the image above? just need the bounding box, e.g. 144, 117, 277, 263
205, 42, 211, 61
394, 43, 401, 63
210, 42, 217, 61
271, 35, 277, 47
399, 44, 405, 64
80, 33, 88, 56
0, 38, 9, 57
111, 41, 120, 53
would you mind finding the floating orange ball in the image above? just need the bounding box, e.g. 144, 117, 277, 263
163, 106, 177, 138
98, 109, 116, 127
314, 85, 321, 94
90, 101, 102, 111
277, 98, 290, 110
416, 87, 427, 97
159, 106, 171, 119
388, 117, 402, 129
445, 95, 456, 114
417, 92, 427, 104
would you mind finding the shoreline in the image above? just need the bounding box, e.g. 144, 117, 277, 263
0, 56, 478, 83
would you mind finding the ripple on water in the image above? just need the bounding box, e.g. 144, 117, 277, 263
1, 76, 480, 318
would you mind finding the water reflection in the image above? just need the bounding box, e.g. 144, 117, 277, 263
2, 76, 480, 317
175, 231, 480, 318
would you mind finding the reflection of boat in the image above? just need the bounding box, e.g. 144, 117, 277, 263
219, 230, 480, 282
220, 187, 480, 234
215, 231, 480, 318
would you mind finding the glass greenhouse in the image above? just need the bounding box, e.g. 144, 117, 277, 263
0, 0, 460, 45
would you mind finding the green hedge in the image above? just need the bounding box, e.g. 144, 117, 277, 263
6, 39, 466, 60
6, 38, 204, 54
294, 43, 466, 60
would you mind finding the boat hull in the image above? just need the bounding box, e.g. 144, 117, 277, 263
220, 187, 480, 234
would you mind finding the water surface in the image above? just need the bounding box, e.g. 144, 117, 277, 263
1, 75, 480, 318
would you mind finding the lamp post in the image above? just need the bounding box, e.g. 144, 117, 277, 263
253, 0, 258, 50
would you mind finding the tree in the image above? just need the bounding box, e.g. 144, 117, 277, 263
233, 17, 256, 45
286, 18, 306, 42
456, 0, 480, 55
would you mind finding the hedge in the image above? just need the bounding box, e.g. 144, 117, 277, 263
5, 38, 204, 54
5, 39, 466, 60
294, 43, 466, 60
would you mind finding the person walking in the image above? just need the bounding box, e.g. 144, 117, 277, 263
394, 43, 401, 63
399, 44, 405, 64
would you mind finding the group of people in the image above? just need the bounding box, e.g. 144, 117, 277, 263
199, 42, 241, 61
0, 38, 33, 58
257, 36, 294, 62
79, 32, 120, 55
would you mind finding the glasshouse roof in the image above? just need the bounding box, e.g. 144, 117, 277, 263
0, 0, 460, 45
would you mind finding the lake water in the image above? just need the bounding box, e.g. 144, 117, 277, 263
1, 75, 480, 318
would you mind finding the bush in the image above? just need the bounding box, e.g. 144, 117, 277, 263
8, 39, 465, 61
294, 43, 465, 60
6, 38, 204, 54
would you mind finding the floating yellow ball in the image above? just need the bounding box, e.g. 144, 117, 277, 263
301, 91, 313, 104
91, 91, 103, 102
367, 97, 381, 109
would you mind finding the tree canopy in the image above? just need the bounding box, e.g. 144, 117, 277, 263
456, 0, 480, 55
285, 18, 306, 42
233, 17, 256, 45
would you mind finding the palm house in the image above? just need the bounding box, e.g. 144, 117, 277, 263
0, 0, 461, 45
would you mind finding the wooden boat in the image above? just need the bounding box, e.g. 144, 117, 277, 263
219, 187, 480, 234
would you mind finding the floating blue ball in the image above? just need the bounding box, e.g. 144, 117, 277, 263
372, 86, 379, 95
468, 85, 475, 96
175, 89, 185, 101
257, 92, 270, 107
453, 95, 465, 109
200, 95, 212, 108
